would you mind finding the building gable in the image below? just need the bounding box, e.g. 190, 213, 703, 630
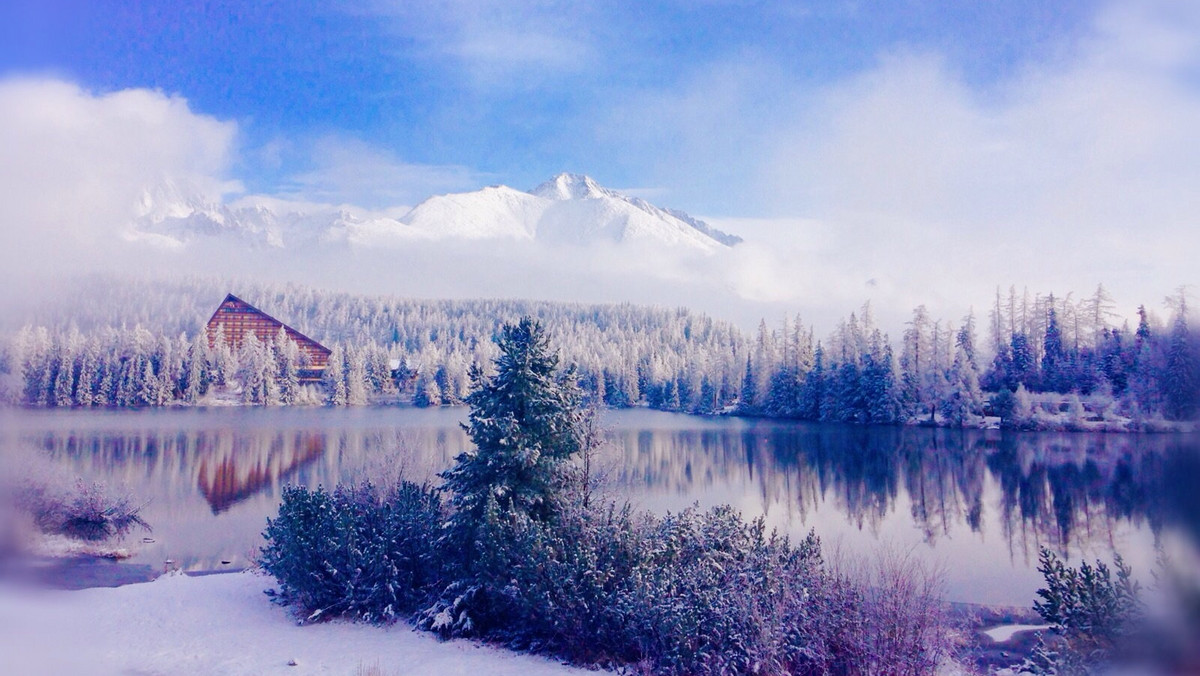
205, 294, 332, 371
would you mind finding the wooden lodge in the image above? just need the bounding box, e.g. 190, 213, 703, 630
205, 293, 332, 381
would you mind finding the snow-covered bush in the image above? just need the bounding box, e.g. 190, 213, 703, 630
260, 482, 444, 623
15, 478, 149, 542
807, 550, 958, 675
418, 497, 955, 675
421, 499, 646, 660
617, 505, 824, 675
1020, 548, 1147, 674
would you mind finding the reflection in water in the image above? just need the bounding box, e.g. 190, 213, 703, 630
611, 422, 1190, 564
197, 432, 326, 514
3, 408, 1195, 604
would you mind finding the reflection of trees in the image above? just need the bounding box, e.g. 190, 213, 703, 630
985, 434, 1179, 560
609, 422, 1192, 562
26, 416, 1197, 567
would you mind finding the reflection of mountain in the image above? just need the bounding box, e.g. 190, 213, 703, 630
196, 432, 326, 514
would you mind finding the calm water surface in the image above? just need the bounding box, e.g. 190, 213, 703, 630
3, 407, 1197, 606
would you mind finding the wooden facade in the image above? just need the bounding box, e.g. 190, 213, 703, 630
205, 294, 332, 378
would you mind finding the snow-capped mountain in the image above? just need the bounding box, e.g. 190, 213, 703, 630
128, 173, 741, 253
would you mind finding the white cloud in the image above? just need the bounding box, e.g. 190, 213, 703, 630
595, 0, 1200, 329
771, 0, 1200, 324
272, 135, 480, 209
365, 0, 599, 87
0, 78, 237, 272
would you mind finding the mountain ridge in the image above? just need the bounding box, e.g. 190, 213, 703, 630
130, 173, 742, 253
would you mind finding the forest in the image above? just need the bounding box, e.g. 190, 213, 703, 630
2, 275, 1196, 429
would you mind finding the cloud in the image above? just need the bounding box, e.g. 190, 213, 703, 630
0, 78, 237, 270
594, 0, 1200, 329
364, 0, 600, 86
0, 76, 757, 326
776, 0, 1200, 322
271, 136, 480, 209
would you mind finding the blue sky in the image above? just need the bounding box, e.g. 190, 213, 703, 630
4, 0, 1102, 214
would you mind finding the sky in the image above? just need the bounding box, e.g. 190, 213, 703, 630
0, 0, 1197, 331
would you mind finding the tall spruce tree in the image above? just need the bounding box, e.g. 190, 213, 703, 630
1163, 306, 1197, 421
1041, 302, 1066, 392
440, 317, 583, 540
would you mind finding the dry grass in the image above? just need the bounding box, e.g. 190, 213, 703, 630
355, 661, 397, 676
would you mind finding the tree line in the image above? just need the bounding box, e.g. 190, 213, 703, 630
2, 276, 1196, 425
738, 286, 1198, 427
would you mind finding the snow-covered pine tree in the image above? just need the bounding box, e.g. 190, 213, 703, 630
345, 345, 369, 406
799, 343, 828, 421
184, 333, 209, 403
1163, 300, 1197, 421
440, 317, 583, 539
323, 344, 347, 406
275, 327, 300, 405
1041, 300, 1067, 392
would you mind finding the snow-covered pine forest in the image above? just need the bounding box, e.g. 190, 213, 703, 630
2, 276, 1196, 427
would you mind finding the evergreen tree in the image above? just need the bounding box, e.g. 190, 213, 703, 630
52, 342, 75, 408
738, 355, 757, 415
1010, 333, 1037, 389
412, 372, 441, 407
901, 306, 933, 419
862, 342, 900, 424
1041, 302, 1067, 392
798, 344, 826, 421
275, 327, 300, 405
323, 344, 347, 406
183, 333, 209, 403
76, 341, 99, 407
1136, 305, 1152, 345
764, 363, 801, 418
1163, 307, 1197, 420
345, 346, 369, 406
440, 317, 583, 541
942, 336, 983, 426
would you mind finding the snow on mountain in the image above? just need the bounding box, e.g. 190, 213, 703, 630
128, 173, 741, 253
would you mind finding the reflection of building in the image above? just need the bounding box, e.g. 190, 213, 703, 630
196, 432, 326, 514
205, 293, 332, 381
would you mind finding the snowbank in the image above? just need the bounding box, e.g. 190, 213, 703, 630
0, 571, 590, 675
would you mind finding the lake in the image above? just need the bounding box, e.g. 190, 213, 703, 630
3, 406, 1197, 606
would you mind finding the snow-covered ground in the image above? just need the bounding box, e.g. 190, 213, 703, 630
982, 623, 1050, 643
0, 571, 591, 675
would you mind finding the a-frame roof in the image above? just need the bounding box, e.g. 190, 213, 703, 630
205, 293, 331, 357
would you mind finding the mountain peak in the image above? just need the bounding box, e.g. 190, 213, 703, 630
529, 173, 613, 201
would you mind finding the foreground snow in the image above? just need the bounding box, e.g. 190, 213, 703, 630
0, 570, 590, 675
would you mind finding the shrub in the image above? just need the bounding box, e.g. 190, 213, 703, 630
260, 482, 444, 623
809, 551, 957, 676
618, 505, 822, 675
422, 499, 646, 660
16, 479, 149, 542
1032, 548, 1141, 642
1022, 548, 1144, 674
989, 388, 1016, 421
418, 498, 955, 675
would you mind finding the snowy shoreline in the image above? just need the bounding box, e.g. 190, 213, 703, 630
0, 570, 588, 675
